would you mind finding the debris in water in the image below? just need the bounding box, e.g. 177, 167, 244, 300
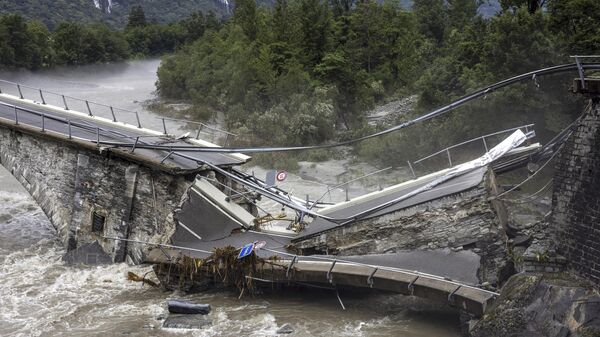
276, 323, 294, 334
127, 271, 159, 287
162, 314, 212, 329
167, 299, 211, 315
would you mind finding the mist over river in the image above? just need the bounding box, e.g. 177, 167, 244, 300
0, 59, 461, 337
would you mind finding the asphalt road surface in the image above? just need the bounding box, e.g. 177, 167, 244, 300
0, 96, 247, 169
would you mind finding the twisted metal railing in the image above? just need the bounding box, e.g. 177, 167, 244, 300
408, 124, 536, 177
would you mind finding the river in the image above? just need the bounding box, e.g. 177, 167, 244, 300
0, 59, 461, 337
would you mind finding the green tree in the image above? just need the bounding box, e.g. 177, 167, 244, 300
26, 20, 53, 68
205, 11, 222, 31
234, 0, 258, 40
181, 12, 206, 42
500, 0, 546, 13
413, 0, 448, 45
0, 14, 33, 68
299, 0, 332, 68
447, 0, 479, 29
127, 5, 147, 29
52, 22, 130, 65
548, 0, 600, 54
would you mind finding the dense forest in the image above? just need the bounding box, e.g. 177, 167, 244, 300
0, 0, 231, 29
155, 0, 600, 166
0, 8, 222, 68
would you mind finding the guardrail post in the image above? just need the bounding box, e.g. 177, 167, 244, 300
130, 136, 139, 153
446, 148, 453, 167
135, 111, 142, 128
345, 186, 349, 202
407, 160, 416, 178
14, 106, 18, 125
85, 100, 92, 116
327, 260, 337, 284
482, 137, 489, 152
448, 285, 462, 305
162, 118, 167, 135
62, 95, 69, 110
367, 267, 378, 288
286, 256, 298, 279
41, 114, 45, 132
574, 56, 587, 90
17, 84, 23, 99
96, 127, 100, 146
110, 106, 116, 122
224, 134, 230, 147
68, 120, 72, 139
39, 89, 46, 104
160, 150, 174, 164
196, 125, 202, 139
408, 276, 419, 295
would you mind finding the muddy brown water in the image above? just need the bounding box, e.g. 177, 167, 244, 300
0, 60, 461, 336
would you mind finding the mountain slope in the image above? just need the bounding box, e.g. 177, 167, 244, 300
0, 0, 230, 29
0, 0, 500, 31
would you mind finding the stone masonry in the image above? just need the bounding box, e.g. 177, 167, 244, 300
0, 123, 195, 264
551, 97, 600, 285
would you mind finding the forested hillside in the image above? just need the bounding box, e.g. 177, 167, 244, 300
0, 0, 499, 30
0, 9, 222, 68
0, 0, 230, 29
156, 0, 600, 166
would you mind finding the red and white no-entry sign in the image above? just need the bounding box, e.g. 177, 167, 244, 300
276, 170, 287, 182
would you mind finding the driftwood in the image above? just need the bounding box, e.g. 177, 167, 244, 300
127, 271, 159, 287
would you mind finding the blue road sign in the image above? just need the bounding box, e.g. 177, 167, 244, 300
238, 243, 255, 259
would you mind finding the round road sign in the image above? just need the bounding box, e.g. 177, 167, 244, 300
276, 170, 287, 182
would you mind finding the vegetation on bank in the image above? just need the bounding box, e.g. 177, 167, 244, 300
0, 7, 222, 69
156, 0, 600, 167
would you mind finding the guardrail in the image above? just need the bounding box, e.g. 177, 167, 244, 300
0, 79, 144, 127
156, 116, 237, 147
258, 247, 499, 297
309, 166, 393, 208
0, 78, 234, 146
0, 99, 142, 148
102, 235, 499, 298
407, 124, 535, 177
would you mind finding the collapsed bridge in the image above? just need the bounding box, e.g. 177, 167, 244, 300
1, 61, 598, 317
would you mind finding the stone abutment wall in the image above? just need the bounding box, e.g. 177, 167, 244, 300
551, 97, 600, 285
0, 123, 194, 264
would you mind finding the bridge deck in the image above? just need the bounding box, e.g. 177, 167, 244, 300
296, 166, 487, 240
264, 259, 497, 317
170, 168, 487, 261
0, 94, 248, 170
147, 248, 495, 317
